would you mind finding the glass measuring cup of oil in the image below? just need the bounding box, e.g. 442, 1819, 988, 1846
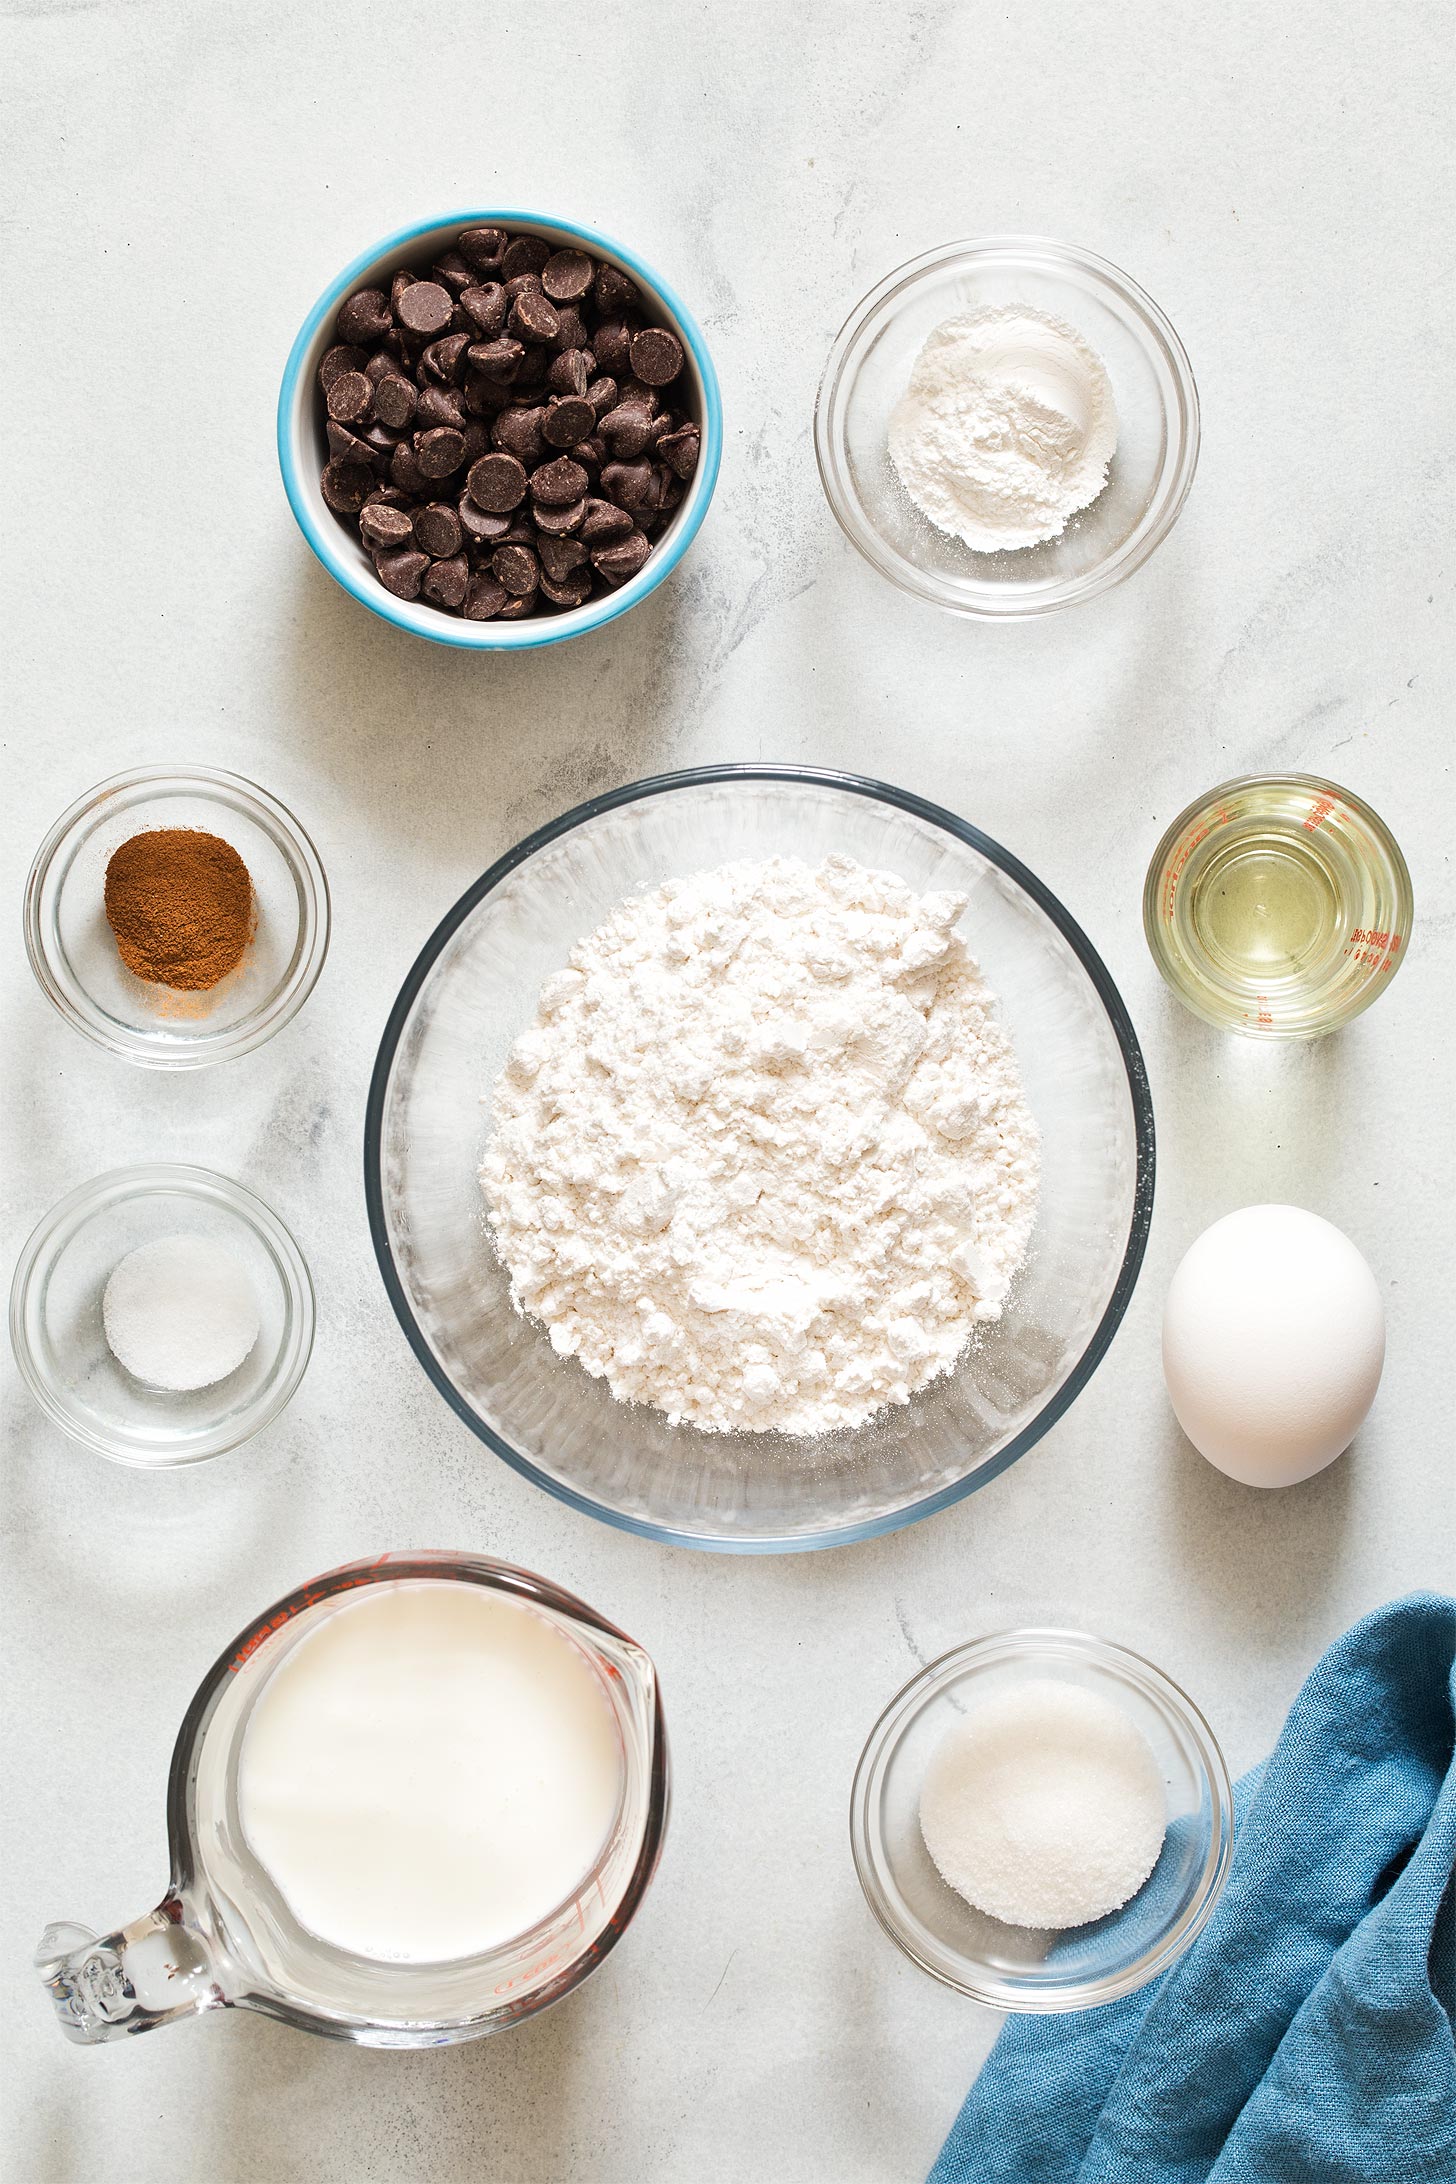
36, 1553, 667, 2049
1143, 774, 1413, 1038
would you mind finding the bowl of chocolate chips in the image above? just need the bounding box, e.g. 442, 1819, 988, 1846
278, 211, 722, 648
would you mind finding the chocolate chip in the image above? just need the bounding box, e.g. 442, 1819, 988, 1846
509, 289, 560, 344
531, 456, 588, 508
458, 227, 508, 274
540, 248, 595, 304
321, 458, 374, 514
586, 376, 619, 418
532, 498, 586, 536
599, 401, 656, 457
422, 332, 470, 384
362, 352, 394, 385
505, 271, 544, 302
373, 374, 418, 431
543, 396, 595, 448
466, 337, 524, 382
360, 503, 416, 551
629, 327, 684, 387
422, 552, 469, 608
619, 378, 662, 416
327, 420, 374, 465
600, 458, 653, 510
512, 348, 548, 393
414, 501, 463, 557
580, 496, 634, 545
415, 426, 467, 478
491, 541, 539, 594
414, 384, 464, 433
550, 304, 590, 353
373, 547, 430, 598
595, 263, 640, 314
320, 343, 369, 394
363, 483, 410, 510
336, 288, 391, 344
591, 531, 651, 585
592, 319, 634, 378
491, 406, 546, 466
466, 451, 528, 512
458, 496, 514, 544
460, 284, 507, 339
360, 422, 403, 469
396, 280, 454, 336
548, 349, 591, 398
464, 573, 510, 619
538, 535, 588, 581
497, 591, 538, 620
539, 565, 594, 608
501, 235, 550, 279
572, 436, 604, 481
658, 424, 701, 479
431, 251, 475, 295
390, 442, 428, 496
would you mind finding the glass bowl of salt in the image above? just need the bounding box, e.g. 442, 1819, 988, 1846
9, 1164, 315, 1465
850, 1628, 1233, 2010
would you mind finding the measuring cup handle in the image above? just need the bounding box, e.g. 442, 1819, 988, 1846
35, 1900, 224, 2045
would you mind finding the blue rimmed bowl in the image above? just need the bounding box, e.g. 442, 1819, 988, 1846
277, 210, 723, 651
365, 766, 1155, 1553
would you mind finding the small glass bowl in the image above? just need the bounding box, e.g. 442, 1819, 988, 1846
850, 1629, 1232, 2011
815, 237, 1199, 619
9, 1164, 315, 1465
25, 766, 330, 1068
1143, 773, 1414, 1039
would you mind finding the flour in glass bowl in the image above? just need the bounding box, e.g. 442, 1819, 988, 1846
480, 854, 1039, 1437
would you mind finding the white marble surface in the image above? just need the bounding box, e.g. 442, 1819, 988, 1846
3, 4, 1453, 2179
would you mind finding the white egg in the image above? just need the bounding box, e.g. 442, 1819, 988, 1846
1161, 1204, 1384, 1488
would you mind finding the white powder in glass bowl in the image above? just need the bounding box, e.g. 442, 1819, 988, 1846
888, 304, 1118, 552
480, 853, 1039, 1437
919, 1678, 1167, 1929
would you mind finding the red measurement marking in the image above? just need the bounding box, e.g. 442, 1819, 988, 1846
1161, 822, 1213, 920
1303, 796, 1336, 832
1343, 930, 1405, 971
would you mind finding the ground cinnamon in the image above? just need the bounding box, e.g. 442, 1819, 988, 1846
104, 828, 255, 991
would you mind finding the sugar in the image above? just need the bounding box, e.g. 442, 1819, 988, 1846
919, 1678, 1167, 1930
103, 1233, 260, 1393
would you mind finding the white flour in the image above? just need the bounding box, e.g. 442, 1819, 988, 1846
888, 304, 1118, 552
481, 854, 1039, 1437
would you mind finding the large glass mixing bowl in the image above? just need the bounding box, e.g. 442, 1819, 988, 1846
365, 768, 1154, 1551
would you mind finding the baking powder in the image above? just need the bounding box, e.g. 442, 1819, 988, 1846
889, 304, 1118, 552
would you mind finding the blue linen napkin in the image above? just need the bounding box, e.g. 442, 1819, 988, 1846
929, 1593, 1456, 2184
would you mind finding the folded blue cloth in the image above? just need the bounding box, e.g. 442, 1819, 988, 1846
929, 1593, 1456, 2184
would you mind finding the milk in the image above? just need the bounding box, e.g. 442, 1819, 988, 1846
237, 1580, 624, 1963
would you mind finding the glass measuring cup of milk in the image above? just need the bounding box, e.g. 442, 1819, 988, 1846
36, 1553, 667, 2048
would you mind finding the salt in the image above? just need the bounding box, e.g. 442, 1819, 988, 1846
919, 1678, 1166, 1929
103, 1233, 260, 1393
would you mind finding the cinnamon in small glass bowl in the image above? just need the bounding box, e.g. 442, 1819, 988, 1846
25, 766, 330, 1069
